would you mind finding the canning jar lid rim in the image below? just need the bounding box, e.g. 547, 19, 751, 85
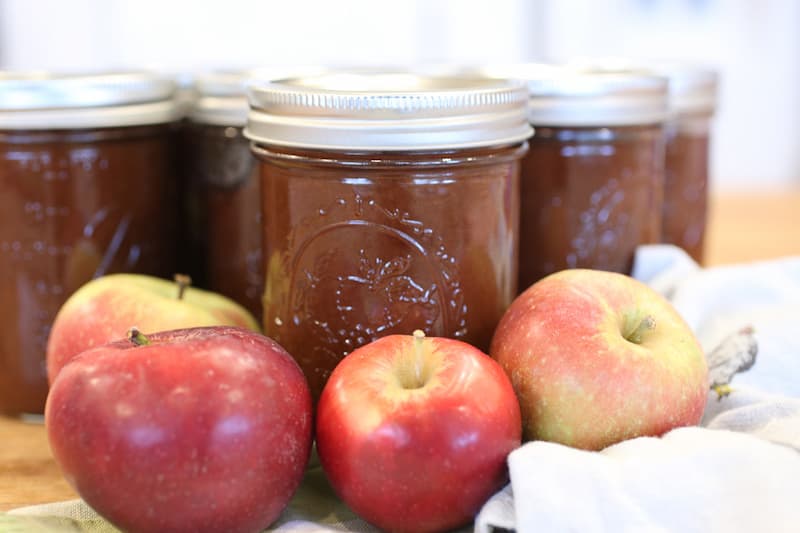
563, 58, 719, 114
189, 71, 251, 126
474, 64, 666, 94
660, 65, 718, 115
469, 63, 670, 126
0, 71, 177, 109
245, 71, 532, 150
190, 96, 248, 127
248, 70, 525, 112
0, 71, 181, 128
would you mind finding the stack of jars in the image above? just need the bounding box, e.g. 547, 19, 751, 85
0, 63, 717, 414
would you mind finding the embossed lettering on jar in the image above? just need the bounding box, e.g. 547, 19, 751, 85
0, 73, 180, 415
245, 73, 531, 400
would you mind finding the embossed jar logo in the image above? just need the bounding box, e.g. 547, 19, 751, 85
277, 193, 467, 380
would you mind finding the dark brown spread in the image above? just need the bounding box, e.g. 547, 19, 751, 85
254, 144, 526, 401
0, 125, 179, 414
183, 123, 262, 319
662, 124, 709, 262
518, 124, 665, 290
656, 65, 717, 263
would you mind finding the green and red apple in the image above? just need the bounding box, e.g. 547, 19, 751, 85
46, 274, 259, 383
490, 269, 708, 451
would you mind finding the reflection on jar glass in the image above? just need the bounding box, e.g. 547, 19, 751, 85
478, 64, 669, 292
0, 72, 181, 416
245, 72, 531, 401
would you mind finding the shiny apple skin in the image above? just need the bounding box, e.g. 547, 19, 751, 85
316, 334, 521, 533
46, 326, 312, 533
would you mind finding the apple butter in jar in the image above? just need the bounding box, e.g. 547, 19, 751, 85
0, 72, 181, 415
660, 66, 718, 262
245, 72, 531, 400
484, 65, 669, 292
184, 71, 262, 319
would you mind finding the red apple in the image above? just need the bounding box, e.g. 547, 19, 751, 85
491, 269, 708, 451
46, 326, 312, 533
47, 273, 260, 383
316, 330, 521, 533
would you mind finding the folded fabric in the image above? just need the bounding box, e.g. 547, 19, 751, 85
477, 388, 800, 533
476, 245, 800, 533
634, 245, 800, 398
481, 425, 800, 533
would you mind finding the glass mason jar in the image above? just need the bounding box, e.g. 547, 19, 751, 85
0, 72, 181, 416
184, 71, 263, 320
661, 66, 718, 263
482, 65, 669, 292
245, 72, 531, 401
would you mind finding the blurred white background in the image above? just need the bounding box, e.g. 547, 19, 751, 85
1, 0, 798, 190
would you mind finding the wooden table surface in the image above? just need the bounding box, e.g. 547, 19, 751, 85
2, 188, 799, 513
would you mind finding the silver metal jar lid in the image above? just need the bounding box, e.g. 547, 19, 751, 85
191, 67, 327, 128
657, 64, 718, 116
245, 71, 533, 151
0, 71, 180, 129
190, 71, 250, 127
478, 63, 669, 127
565, 58, 719, 117
172, 72, 199, 120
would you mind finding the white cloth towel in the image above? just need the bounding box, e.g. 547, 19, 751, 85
635, 245, 800, 398
476, 245, 800, 533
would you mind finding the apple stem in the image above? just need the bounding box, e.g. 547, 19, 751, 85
127, 327, 150, 346
174, 273, 191, 300
412, 329, 426, 387
626, 315, 656, 344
